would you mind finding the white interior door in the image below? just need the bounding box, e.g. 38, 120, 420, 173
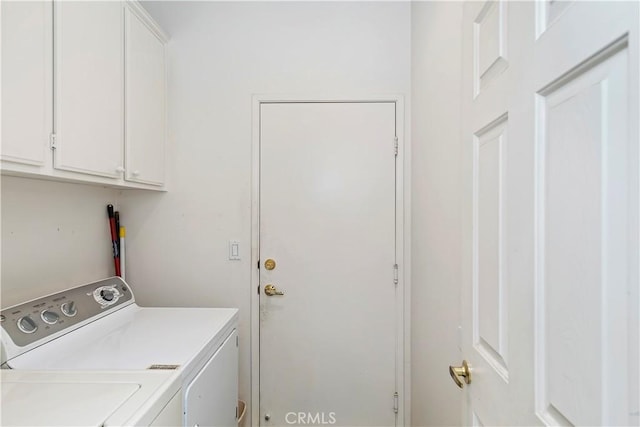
460, 1, 639, 425
259, 102, 399, 427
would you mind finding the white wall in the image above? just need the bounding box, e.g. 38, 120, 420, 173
411, 2, 463, 426
1, 176, 117, 308
118, 2, 411, 425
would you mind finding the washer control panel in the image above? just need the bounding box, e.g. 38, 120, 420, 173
1, 277, 134, 348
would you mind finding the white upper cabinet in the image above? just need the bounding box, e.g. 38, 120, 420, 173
1, 1, 53, 168
0, 1, 167, 190
54, 1, 124, 179
124, 4, 167, 186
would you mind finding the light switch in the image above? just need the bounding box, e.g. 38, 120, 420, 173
229, 241, 240, 260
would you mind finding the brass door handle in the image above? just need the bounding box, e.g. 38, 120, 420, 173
264, 284, 284, 296
449, 360, 471, 388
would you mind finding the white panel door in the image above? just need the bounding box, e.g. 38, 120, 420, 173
124, 6, 166, 186
460, 1, 639, 426
1, 0, 52, 167
184, 330, 238, 427
54, 1, 123, 179
260, 102, 398, 427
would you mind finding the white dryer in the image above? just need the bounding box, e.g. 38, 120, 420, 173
0, 277, 239, 427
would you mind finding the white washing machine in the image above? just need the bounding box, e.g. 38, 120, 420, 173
0, 277, 239, 427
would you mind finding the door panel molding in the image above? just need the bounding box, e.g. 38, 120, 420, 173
472, 113, 509, 382
250, 94, 408, 427
534, 44, 630, 427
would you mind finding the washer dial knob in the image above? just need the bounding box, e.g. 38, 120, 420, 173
60, 301, 77, 317
100, 289, 115, 302
17, 316, 38, 334
40, 310, 59, 325
92, 286, 122, 307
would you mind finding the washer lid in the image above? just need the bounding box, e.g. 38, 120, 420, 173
1, 382, 139, 426
6, 305, 238, 378
1, 370, 181, 427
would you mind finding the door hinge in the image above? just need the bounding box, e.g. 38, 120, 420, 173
393, 264, 398, 285
393, 392, 399, 414
236, 335, 239, 347
49, 133, 57, 150
394, 136, 398, 157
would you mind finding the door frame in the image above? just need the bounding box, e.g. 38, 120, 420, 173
250, 94, 410, 427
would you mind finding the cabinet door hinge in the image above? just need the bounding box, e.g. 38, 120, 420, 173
393, 264, 398, 285
393, 392, 399, 414
49, 133, 57, 150
394, 136, 398, 157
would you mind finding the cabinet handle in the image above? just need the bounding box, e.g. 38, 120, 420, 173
115, 166, 125, 173
132, 170, 140, 177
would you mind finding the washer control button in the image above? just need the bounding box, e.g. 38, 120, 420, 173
60, 301, 77, 317
17, 316, 38, 334
40, 310, 59, 325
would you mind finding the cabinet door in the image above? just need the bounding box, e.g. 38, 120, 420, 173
125, 6, 166, 186
54, 1, 123, 178
1, 0, 53, 167
184, 330, 238, 427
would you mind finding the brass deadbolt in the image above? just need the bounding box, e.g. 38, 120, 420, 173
264, 259, 276, 270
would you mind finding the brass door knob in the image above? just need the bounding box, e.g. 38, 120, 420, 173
264, 259, 276, 270
449, 360, 471, 388
264, 284, 284, 296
